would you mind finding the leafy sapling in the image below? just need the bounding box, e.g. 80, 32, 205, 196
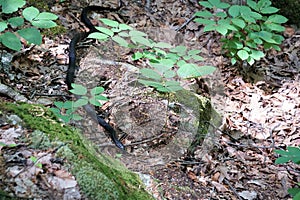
88, 18, 216, 93
51, 84, 108, 123
275, 146, 300, 200
194, 0, 288, 65
0, 0, 58, 51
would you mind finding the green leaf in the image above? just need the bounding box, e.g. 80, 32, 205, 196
154, 42, 172, 48
132, 52, 143, 60
60, 115, 71, 123
177, 64, 216, 78
131, 36, 152, 47
117, 31, 129, 37
228, 5, 240, 18
94, 95, 108, 101
31, 20, 57, 28
64, 101, 75, 109
275, 156, 291, 164
215, 12, 227, 18
54, 101, 64, 108
74, 98, 88, 107
0, 32, 21, 51
8, 17, 24, 27
257, 31, 277, 43
249, 11, 262, 20
246, 41, 257, 48
215, 25, 228, 36
140, 68, 162, 80
254, 38, 263, 44
72, 114, 82, 121
247, 0, 258, 11
35, 12, 58, 20
23, 6, 39, 21
163, 69, 176, 78
17, 28, 42, 45
50, 107, 61, 115
158, 81, 183, 92
90, 87, 105, 95
99, 18, 119, 27
194, 18, 216, 25
231, 18, 245, 29
203, 24, 216, 32
188, 49, 201, 56
273, 34, 284, 44
177, 59, 187, 67
89, 95, 108, 106
247, 56, 255, 65
138, 79, 164, 88
231, 57, 237, 65
267, 15, 288, 24
288, 187, 300, 197
112, 35, 129, 47
194, 11, 213, 18
260, 6, 279, 14
264, 23, 285, 32
129, 30, 148, 37
143, 52, 157, 60
257, 0, 271, 9
154, 48, 167, 56
70, 84, 87, 95
96, 27, 114, 37
88, 32, 109, 40
208, 0, 220, 6
0, 22, 8, 32
30, 156, 38, 163
119, 23, 133, 31
216, 2, 230, 9
199, 1, 213, 9
1, 0, 25, 14
170, 46, 187, 56
275, 146, 300, 164
237, 49, 249, 60
166, 53, 180, 61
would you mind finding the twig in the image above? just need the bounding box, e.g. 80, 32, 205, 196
175, 15, 196, 32
224, 178, 242, 200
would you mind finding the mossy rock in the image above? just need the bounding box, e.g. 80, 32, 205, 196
0, 100, 154, 200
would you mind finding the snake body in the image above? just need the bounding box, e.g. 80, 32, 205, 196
66, 4, 125, 150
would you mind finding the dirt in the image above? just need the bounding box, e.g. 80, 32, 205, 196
0, 0, 299, 199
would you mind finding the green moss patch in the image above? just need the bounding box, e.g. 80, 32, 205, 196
0, 101, 154, 199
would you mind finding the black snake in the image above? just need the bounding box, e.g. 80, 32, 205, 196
66, 3, 125, 150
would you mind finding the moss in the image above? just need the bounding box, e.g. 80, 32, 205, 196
75, 165, 119, 199
175, 90, 214, 156
42, 25, 67, 37
0, 101, 154, 200
26, 0, 50, 11
29, 130, 52, 149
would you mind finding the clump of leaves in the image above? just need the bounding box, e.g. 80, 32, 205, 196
51, 84, 108, 123
0, 0, 58, 51
194, 0, 288, 65
275, 146, 300, 200
88, 18, 216, 93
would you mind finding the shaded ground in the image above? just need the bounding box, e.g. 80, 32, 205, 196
1, 0, 300, 199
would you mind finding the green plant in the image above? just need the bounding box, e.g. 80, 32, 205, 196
0, 0, 58, 51
88, 18, 216, 93
194, 0, 288, 65
275, 146, 300, 200
51, 84, 108, 123
30, 156, 42, 168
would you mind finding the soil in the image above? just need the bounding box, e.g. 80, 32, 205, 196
0, 0, 299, 199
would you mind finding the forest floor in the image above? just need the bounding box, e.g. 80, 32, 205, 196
0, 0, 300, 199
